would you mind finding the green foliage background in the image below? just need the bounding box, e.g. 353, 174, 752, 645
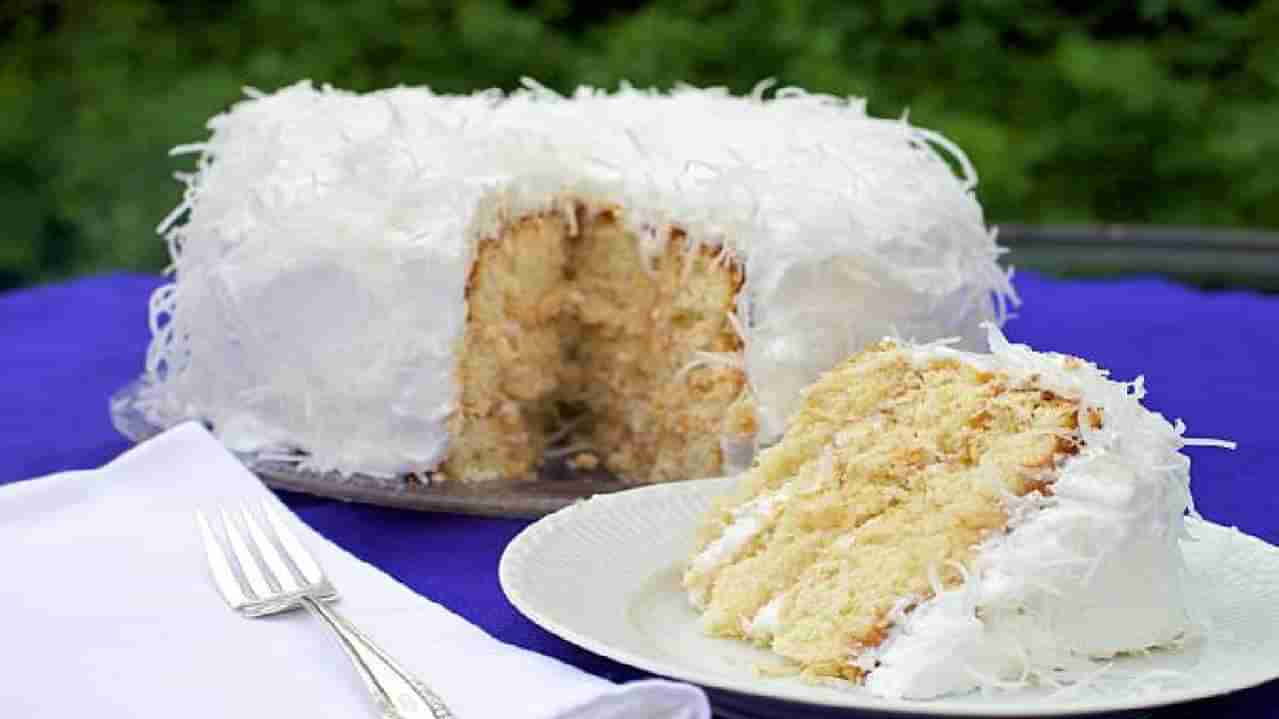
3, 0, 1278, 290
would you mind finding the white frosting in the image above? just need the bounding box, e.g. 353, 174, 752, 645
858, 325, 1211, 698
746, 595, 785, 639
140, 80, 1012, 476
687, 487, 791, 607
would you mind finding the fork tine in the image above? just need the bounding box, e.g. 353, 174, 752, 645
240, 504, 301, 592
221, 508, 273, 599
262, 501, 326, 586
196, 509, 250, 609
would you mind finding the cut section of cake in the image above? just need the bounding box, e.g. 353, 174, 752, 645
443, 206, 746, 483
683, 325, 1218, 698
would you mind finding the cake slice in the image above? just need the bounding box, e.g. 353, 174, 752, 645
683, 325, 1213, 698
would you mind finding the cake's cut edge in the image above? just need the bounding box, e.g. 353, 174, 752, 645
443, 197, 753, 483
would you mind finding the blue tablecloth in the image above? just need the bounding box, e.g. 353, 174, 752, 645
3, 270, 1277, 717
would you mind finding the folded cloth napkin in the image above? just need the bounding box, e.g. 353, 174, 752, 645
0, 422, 709, 719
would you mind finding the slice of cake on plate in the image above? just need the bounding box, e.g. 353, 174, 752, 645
137, 80, 1014, 482
684, 324, 1228, 699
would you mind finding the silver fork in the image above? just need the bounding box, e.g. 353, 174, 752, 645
196, 502, 456, 719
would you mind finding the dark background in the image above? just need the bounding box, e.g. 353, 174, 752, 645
4, 0, 1278, 291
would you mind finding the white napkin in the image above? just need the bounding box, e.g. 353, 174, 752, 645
0, 422, 710, 719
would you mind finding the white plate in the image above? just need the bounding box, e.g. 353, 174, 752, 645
500, 477, 1279, 717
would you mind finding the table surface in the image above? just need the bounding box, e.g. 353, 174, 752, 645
3, 270, 1277, 717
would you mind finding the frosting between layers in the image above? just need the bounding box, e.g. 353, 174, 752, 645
746, 595, 785, 639
688, 486, 792, 609
140, 80, 1013, 476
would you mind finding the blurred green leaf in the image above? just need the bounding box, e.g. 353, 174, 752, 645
1, 0, 1276, 290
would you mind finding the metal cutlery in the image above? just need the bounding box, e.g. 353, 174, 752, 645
197, 502, 456, 718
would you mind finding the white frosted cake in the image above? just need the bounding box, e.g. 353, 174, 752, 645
684, 325, 1229, 698
140, 80, 1014, 481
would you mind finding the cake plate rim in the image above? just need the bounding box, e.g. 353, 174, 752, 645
108, 376, 648, 519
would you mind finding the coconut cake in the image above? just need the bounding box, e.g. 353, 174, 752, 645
139, 80, 1014, 482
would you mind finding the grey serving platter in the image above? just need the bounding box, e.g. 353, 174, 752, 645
110, 378, 641, 519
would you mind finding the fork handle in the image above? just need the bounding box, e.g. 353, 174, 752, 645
301, 596, 456, 719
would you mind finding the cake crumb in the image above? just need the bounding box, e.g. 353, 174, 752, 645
753, 661, 802, 679
568, 452, 600, 471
